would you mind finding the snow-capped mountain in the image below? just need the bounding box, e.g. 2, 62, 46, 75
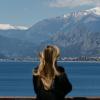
0, 24, 29, 41
0, 24, 28, 30
0, 7, 100, 57
63, 7, 100, 18
86, 7, 100, 16
61, 7, 100, 23
38, 7, 100, 57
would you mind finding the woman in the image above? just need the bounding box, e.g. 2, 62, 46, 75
32, 45, 72, 100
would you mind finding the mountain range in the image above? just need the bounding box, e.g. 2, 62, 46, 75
0, 7, 100, 57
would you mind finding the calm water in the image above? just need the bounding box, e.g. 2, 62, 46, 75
0, 61, 100, 96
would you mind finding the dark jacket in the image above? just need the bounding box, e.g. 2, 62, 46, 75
33, 66, 72, 100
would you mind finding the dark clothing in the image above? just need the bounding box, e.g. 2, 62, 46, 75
33, 66, 72, 100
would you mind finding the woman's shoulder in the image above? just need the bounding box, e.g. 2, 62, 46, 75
57, 66, 65, 73
32, 66, 39, 76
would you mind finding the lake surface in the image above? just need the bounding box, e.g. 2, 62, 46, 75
0, 61, 100, 96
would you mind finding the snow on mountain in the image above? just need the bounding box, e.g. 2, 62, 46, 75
86, 7, 100, 16
0, 24, 28, 30
63, 7, 100, 20
39, 7, 100, 57
0, 7, 100, 57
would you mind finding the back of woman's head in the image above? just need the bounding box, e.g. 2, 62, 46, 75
43, 46, 53, 64
45, 45, 60, 60
42, 45, 61, 77
33, 45, 61, 90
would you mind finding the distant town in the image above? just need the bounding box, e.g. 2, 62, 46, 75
0, 56, 100, 62
61, 56, 100, 62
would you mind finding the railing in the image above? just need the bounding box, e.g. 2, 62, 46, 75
0, 97, 100, 100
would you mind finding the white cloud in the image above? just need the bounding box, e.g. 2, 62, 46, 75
49, 0, 100, 8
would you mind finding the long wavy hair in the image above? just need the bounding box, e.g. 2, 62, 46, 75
33, 45, 61, 90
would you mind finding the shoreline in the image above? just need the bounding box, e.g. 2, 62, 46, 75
0, 60, 100, 63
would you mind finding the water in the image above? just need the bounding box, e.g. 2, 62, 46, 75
0, 61, 100, 96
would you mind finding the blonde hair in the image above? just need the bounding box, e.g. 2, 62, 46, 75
33, 45, 61, 90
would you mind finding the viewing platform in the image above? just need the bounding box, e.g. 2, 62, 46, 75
0, 97, 100, 100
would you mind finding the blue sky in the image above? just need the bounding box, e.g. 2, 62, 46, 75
0, 0, 99, 27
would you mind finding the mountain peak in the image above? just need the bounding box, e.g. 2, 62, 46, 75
0, 24, 28, 30
86, 7, 100, 15
62, 7, 100, 20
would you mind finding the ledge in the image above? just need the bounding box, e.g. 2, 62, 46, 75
0, 97, 100, 100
